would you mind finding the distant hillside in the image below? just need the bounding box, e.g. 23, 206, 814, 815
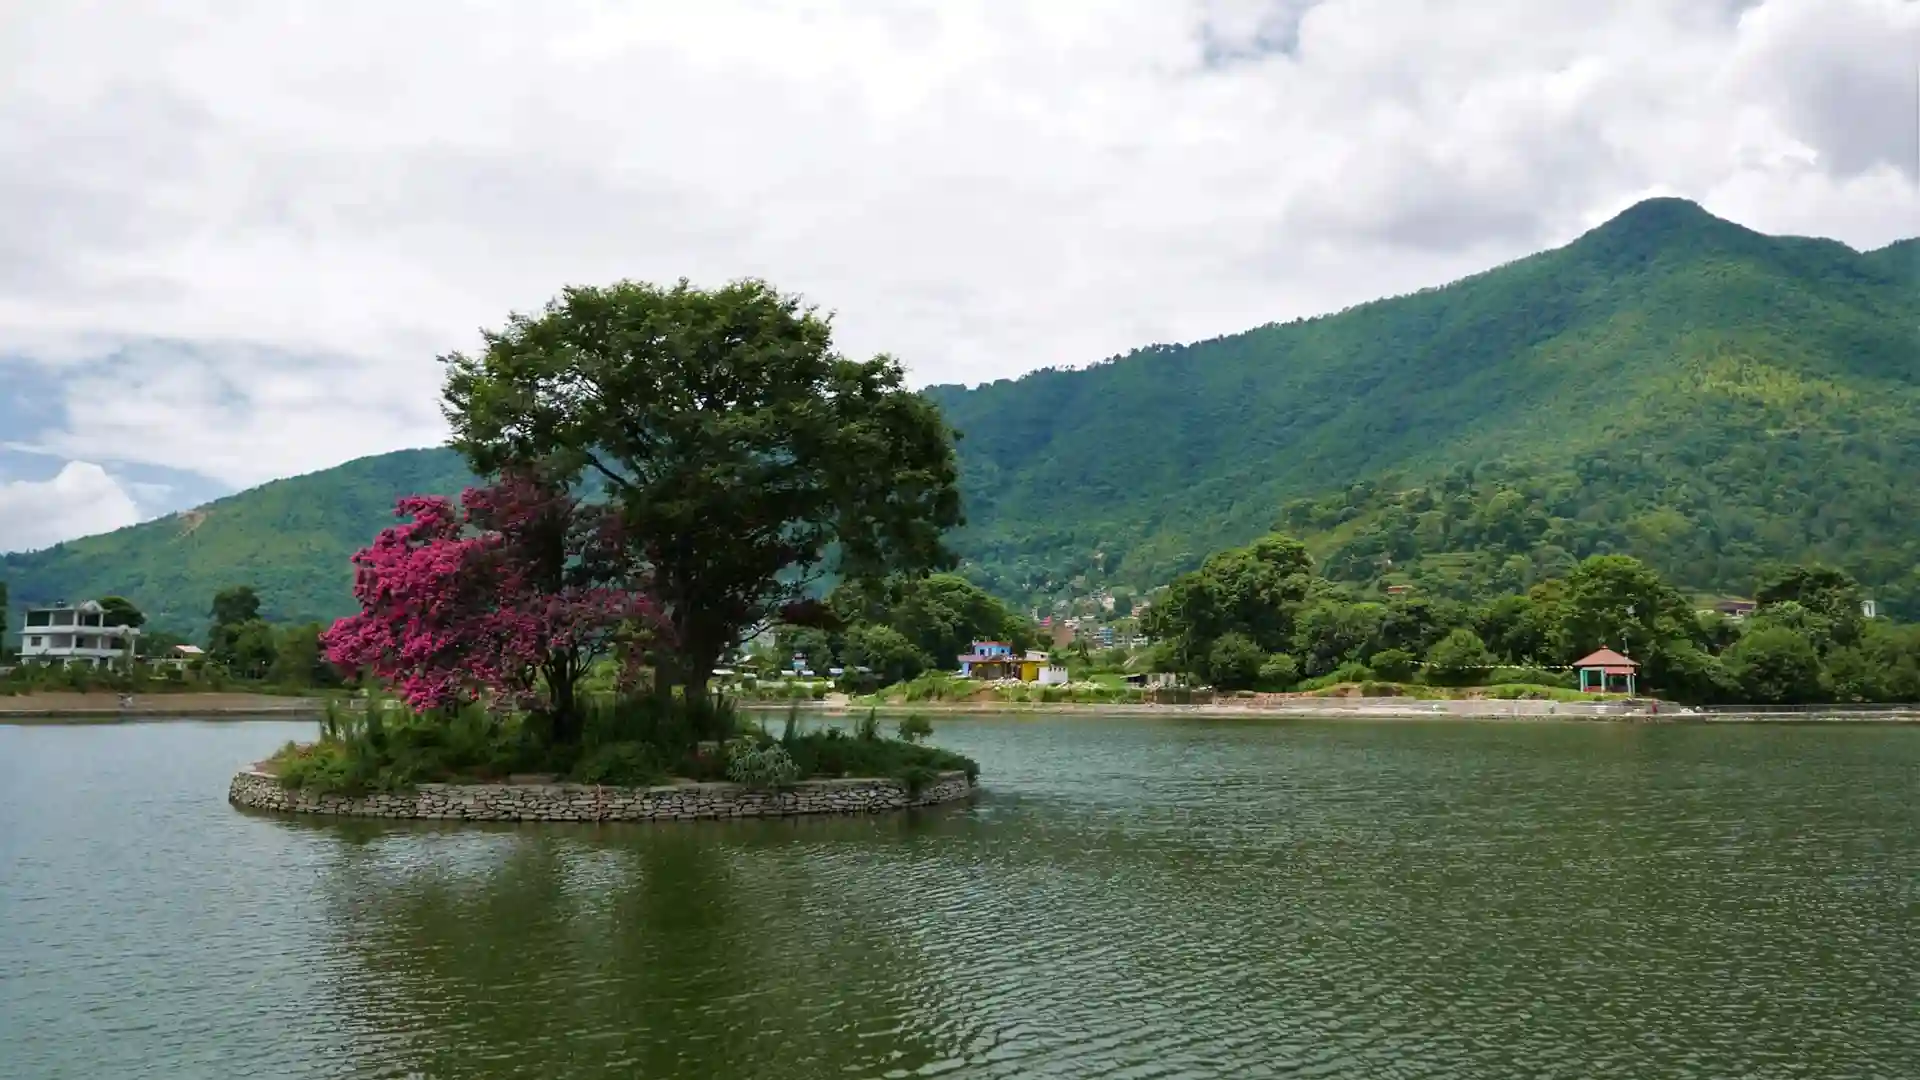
1, 449, 474, 631
927, 199, 1920, 616
5, 198, 1917, 629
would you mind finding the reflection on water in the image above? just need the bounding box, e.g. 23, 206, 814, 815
1, 717, 1915, 1078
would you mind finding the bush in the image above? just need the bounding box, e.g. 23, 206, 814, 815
895, 764, 939, 796
265, 689, 977, 795
781, 729, 979, 786
725, 739, 800, 789
1206, 632, 1265, 690
1294, 661, 1376, 692
1486, 666, 1574, 689
1256, 653, 1300, 691
896, 713, 934, 743
1368, 648, 1416, 681
573, 742, 665, 786
1426, 628, 1495, 686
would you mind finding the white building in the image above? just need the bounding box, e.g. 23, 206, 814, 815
19, 601, 137, 668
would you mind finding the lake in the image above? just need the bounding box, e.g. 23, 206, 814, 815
1, 716, 1914, 1078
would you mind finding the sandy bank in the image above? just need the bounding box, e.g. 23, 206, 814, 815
748, 699, 1920, 723
0, 692, 322, 721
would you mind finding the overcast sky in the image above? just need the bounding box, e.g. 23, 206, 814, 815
0, 0, 1915, 553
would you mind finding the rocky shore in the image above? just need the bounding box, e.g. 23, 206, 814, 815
229, 767, 976, 821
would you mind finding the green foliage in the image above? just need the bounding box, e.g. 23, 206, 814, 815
896, 713, 934, 744
1144, 534, 1314, 675
724, 738, 801, 790
1294, 599, 1384, 677
97, 595, 145, 629
1754, 566, 1864, 649
274, 699, 517, 795
209, 586, 260, 630
574, 742, 666, 787
889, 672, 975, 702
1425, 628, 1496, 685
1294, 662, 1378, 692
268, 690, 976, 797
207, 586, 275, 676
930, 201, 1920, 616
0, 449, 479, 631
1205, 632, 1266, 691
270, 622, 337, 688
777, 728, 978, 787
1721, 626, 1826, 704
440, 278, 962, 706
1256, 653, 1300, 691
1368, 648, 1416, 681
1558, 556, 1692, 661
10, 202, 1917, 640
826, 572, 1034, 677
840, 623, 934, 686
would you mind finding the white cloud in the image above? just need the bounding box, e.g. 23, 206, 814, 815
0, 0, 1914, 520
0, 462, 142, 552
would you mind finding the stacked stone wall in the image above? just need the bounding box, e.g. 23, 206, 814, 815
229, 769, 974, 821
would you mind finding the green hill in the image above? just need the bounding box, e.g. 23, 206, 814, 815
928, 198, 1920, 615
1, 449, 475, 631
5, 198, 1917, 631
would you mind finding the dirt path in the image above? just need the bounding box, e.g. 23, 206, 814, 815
0, 692, 322, 720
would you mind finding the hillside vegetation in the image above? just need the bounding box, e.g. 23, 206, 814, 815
1, 449, 474, 629
928, 198, 1920, 616
4, 198, 1916, 629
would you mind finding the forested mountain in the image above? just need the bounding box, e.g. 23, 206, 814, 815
928, 198, 1920, 616
4, 198, 1916, 630
1, 449, 475, 631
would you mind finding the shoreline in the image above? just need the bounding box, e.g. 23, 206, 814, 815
0, 692, 323, 722
745, 699, 1920, 724
229, 767, 976, 821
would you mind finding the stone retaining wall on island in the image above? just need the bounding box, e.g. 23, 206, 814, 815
228, 768, 975, 822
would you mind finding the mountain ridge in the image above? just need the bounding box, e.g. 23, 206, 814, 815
5, 198, 1917, 630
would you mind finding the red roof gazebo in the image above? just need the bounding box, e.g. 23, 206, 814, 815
1573, 648, 1637, 695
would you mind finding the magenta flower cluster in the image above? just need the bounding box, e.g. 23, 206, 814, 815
321, 474, 660, 713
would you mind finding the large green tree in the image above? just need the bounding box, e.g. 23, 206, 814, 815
207, 586, 266, 670
1557, 555, 1694, 663
1721, 626, 1825, 704
98, 595, 146, 629
441, 279, 962, 707
1755, 565, 1864, 649
1292, 599, 1384, 678
1143, 533, 1314, 676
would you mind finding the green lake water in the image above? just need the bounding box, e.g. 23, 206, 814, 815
1, 716, 1915, 1078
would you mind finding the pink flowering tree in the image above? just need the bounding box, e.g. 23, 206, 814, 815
321, 471, 661, 744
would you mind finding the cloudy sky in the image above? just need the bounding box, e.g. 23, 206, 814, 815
0, 0, 1914, 552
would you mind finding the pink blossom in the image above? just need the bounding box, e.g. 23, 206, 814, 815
321, 473, 662, 714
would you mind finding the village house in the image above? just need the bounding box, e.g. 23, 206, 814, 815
17, 601, 137, 669
957, 641, 1068, 684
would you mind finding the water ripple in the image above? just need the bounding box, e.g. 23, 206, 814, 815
1, 718, 1916, 1078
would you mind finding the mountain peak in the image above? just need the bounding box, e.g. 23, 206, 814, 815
1606, 195, 1716, 225
1573, 196, 1757, 269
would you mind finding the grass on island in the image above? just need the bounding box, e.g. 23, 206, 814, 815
266, 695, 976, 798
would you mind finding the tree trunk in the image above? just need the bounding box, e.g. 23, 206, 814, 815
547, 656, 582, 745
682, 640, 725, 738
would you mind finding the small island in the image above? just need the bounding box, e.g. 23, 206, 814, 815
238, 279, 982, 820
231, 707, 976, 822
